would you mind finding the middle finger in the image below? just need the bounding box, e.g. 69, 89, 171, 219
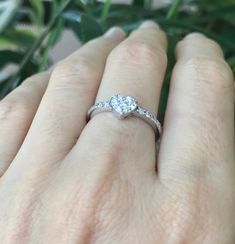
3, 28, 125, 180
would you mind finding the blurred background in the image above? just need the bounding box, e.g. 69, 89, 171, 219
0, 0, 234, 120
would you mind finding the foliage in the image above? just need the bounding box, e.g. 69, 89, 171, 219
0, 0, 235, 120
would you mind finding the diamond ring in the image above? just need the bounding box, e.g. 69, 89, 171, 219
87, 95, 162, 140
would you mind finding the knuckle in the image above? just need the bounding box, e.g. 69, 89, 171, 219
51, 55, 100, 90
0, 96, 29, 121
22, 72, 49, 85
109, 39, 166, 67
181, 56, 233, 90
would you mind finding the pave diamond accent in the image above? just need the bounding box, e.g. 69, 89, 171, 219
136, 107, 161, 134
137, 107, 154, 119
110, 95, 137, 117
96, 101, 109, 108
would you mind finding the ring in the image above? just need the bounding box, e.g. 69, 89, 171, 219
87, 94, 162, 141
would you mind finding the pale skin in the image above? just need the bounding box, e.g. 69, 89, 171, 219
0, 20, 234, 243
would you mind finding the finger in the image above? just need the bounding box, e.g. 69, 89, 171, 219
71, 21, 167, 173
159, 33, 235, 185
5, 28, 126, 178
0, 72, 50, 177
25, 23, 168, 241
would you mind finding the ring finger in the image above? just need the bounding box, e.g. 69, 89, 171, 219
69, 21, 167, 174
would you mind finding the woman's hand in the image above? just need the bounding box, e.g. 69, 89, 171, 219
0, 21, 234, 243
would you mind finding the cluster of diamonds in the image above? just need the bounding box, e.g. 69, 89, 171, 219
110, 94, 137, 116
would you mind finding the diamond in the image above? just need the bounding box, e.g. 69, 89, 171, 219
110, 95, 137, 118
103, 101, 110, 108
137, 108, 145, 115
96, 102, 103, 108
96, 101, 109, 108
146, 111, 151, 118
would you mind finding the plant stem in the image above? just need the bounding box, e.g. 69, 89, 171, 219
101, 0, 112, 22
166, 0, 182, 20
0, 0, 72, 98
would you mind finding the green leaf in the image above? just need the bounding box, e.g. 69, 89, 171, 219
132, 0, 145, 7
0, 50, 37, 70
64, 11, 103, 42
0, 28, 37, 50
0, 50, 24, 69
29, 0, 45, 26
1, 0, 72, 98
0, 50, 39, 99
158, 81, 169, 123
104, 4, 150, 25
0, 37, 18, 50
227, 56, 235, 68
197, 0, 235, 10
0, 79, 10, 97
80, 14, 103, 41
63, 10, 82, 38
0, 0, 22, 33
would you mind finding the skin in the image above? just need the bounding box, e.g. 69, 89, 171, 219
0, 21, 234, 243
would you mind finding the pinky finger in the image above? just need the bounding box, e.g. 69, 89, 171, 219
0, 72, 50, 177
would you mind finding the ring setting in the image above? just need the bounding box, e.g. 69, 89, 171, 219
110, 95, 138, 118
87, 94, 162, 142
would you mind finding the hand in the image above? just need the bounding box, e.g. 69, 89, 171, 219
0, 21, 234, 243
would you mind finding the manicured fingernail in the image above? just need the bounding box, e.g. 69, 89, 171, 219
104, 27, 126, 41
184, 32, 205, 39
139, 20, 160, 29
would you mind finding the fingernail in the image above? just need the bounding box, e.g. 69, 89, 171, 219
184, 32, 205, 39
139, 20, 160, 29
104, 27, 126, 42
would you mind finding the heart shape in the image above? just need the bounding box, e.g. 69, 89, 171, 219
110, 95, 137, 118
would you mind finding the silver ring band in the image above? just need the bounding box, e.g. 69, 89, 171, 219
87, 95, 162, 140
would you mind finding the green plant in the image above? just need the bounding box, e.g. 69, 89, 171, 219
0, 0, 235, 121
